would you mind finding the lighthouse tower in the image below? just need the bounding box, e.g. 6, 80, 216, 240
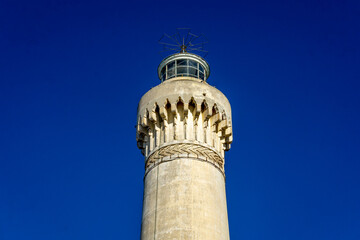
136, 36, 233, 240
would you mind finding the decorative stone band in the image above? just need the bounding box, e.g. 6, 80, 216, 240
137, 96, 233, 158
145, 142, 225, 177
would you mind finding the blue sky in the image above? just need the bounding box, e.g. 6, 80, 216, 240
1, 0, 359, 239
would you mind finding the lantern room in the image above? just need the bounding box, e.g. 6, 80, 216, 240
157, 53, 210, 82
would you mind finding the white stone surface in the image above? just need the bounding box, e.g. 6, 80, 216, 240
137, 77, 233, 240
141, 159, 229, 240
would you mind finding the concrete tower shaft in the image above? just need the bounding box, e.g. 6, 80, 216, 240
136, 55, 233, 240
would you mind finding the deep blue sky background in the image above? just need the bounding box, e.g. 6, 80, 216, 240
1, 0, 359, 239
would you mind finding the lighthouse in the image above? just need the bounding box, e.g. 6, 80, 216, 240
136, 34, 233, 239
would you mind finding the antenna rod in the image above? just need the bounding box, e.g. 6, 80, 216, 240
159, 29, 207, 56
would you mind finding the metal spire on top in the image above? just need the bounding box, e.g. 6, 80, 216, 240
159, 28, 208, 57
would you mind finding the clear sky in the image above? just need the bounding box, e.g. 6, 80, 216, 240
1, 0, 359, 239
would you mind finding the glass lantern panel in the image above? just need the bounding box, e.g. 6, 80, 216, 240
177, 66, 188, 75
168, 61, 175, 69
189, 60, 197, 67
167, 61, 175, 78
199, 64, 204, 72
188, 67, 198, 77
199, 71, 204, 80
177, 59, 187, 66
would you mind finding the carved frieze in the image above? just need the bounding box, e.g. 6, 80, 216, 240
145, 143, 224, 174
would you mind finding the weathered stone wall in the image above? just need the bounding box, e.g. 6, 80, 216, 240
137, 77, 233, 240
141, 159, 229, 240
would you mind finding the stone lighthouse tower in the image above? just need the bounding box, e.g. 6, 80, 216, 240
136, 37, 233, 239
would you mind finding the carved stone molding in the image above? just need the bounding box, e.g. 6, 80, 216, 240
145, 143, 224, 174
136, 96, 233, 157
